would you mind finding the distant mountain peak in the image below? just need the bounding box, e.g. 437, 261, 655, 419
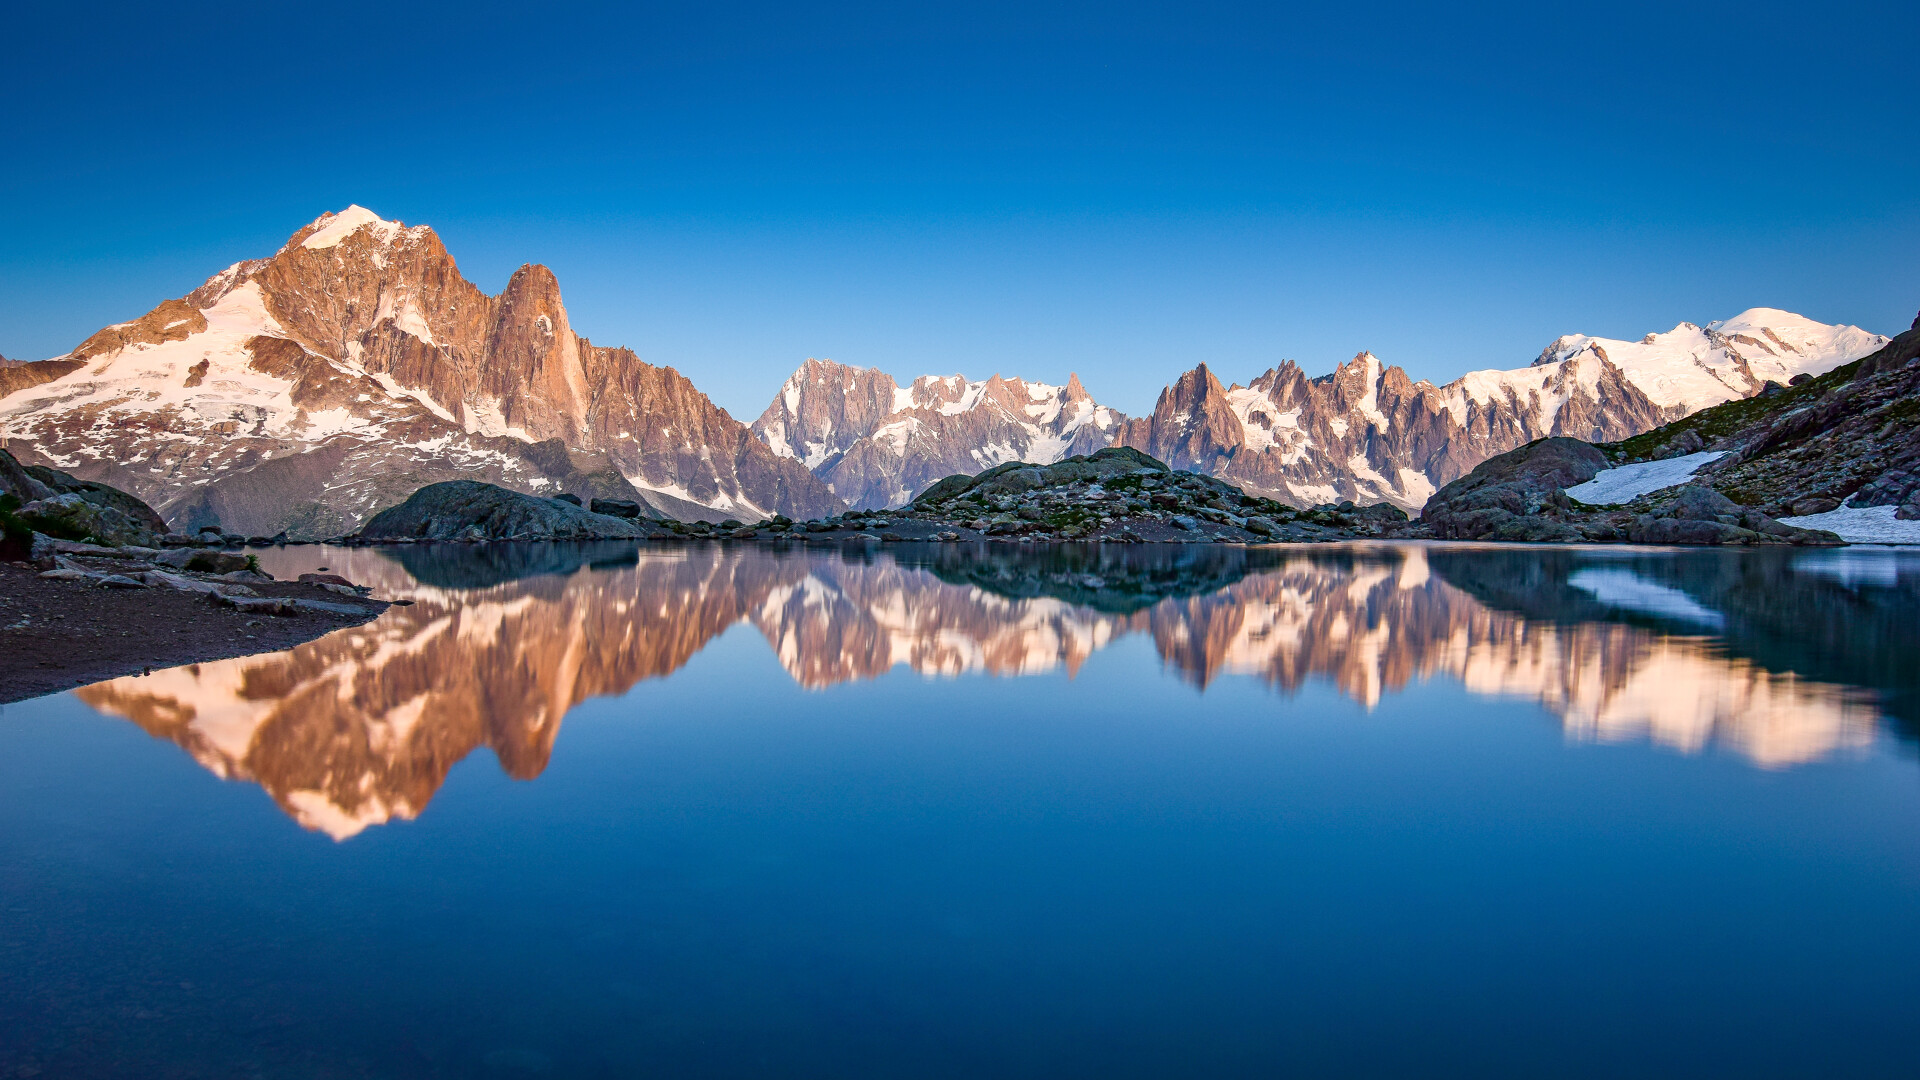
753, 360, 1126, 510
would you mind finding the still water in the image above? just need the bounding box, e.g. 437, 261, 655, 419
2, 541, 1917, 1078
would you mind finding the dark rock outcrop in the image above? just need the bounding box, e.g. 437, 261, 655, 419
357, 481, 659, 542
0, 447, 168, 546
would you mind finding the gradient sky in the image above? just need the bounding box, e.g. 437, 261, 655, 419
4, 0, 1915, 419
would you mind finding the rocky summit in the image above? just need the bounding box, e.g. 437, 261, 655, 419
0, 206, 840, 540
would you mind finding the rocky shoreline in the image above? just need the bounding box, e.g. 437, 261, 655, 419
0, 547, 391, 703
2, 450, 393, 703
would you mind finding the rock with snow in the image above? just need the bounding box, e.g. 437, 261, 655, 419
1420, 438, 1841, 545
1779, 503, 1920, 545
753, 359, 1126, 510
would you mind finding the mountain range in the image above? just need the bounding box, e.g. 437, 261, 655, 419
1111, 311, 1885, 509
0, 206, 1890, 533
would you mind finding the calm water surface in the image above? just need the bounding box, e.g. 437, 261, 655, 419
2, 541, 1917, 1078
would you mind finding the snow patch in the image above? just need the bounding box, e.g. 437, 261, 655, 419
301, 205, 402, 250
1779, 503, 1920, 545
1566, 451, 1727, 505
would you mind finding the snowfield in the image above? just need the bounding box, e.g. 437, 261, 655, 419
1565, 451, 1728, 505
1779, 504, 1920, 545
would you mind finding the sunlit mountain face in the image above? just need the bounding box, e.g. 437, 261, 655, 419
71, 542, 1918, 838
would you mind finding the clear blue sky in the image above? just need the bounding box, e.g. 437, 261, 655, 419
4, 0, 1915, 419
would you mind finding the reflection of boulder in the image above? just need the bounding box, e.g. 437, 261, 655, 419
386, 539, 642, 589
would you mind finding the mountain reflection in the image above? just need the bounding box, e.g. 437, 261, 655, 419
73, 543, 1917, 838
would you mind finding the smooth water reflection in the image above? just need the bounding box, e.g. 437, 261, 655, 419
65, 542, 1919, 837
5, 542, 1919, 1079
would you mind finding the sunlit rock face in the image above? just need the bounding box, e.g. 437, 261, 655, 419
0, 207, 841, 536
74, 544, 1907, 837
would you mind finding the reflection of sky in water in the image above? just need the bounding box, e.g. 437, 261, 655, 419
1567, 567, 1725, 628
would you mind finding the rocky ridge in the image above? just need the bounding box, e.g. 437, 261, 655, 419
0, 206, 841, 539
1417, 307, 1920, 545
698, 446, 1405, 545
752, 358, 1124, 510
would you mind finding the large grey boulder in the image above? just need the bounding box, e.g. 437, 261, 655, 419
358, 481, 651, 542
1, 447, 167, 546
17, 492, 161, 547
0, 447, 54, 503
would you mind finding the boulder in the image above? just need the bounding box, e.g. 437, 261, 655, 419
17, 493, 158, 547
358, 480, 649, 542
589, 498, 645, 519
1625, 484, 1840, 545
0, 448, 54, 503
184, 551, 252, 574
914, 447, 1173, 506
13, 456, 168, 538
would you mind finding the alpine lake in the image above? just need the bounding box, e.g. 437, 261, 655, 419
3, 539, 1917, 1078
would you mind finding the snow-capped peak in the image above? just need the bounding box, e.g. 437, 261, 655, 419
1527, 309, 1887, 412
301, 205, 406, 250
